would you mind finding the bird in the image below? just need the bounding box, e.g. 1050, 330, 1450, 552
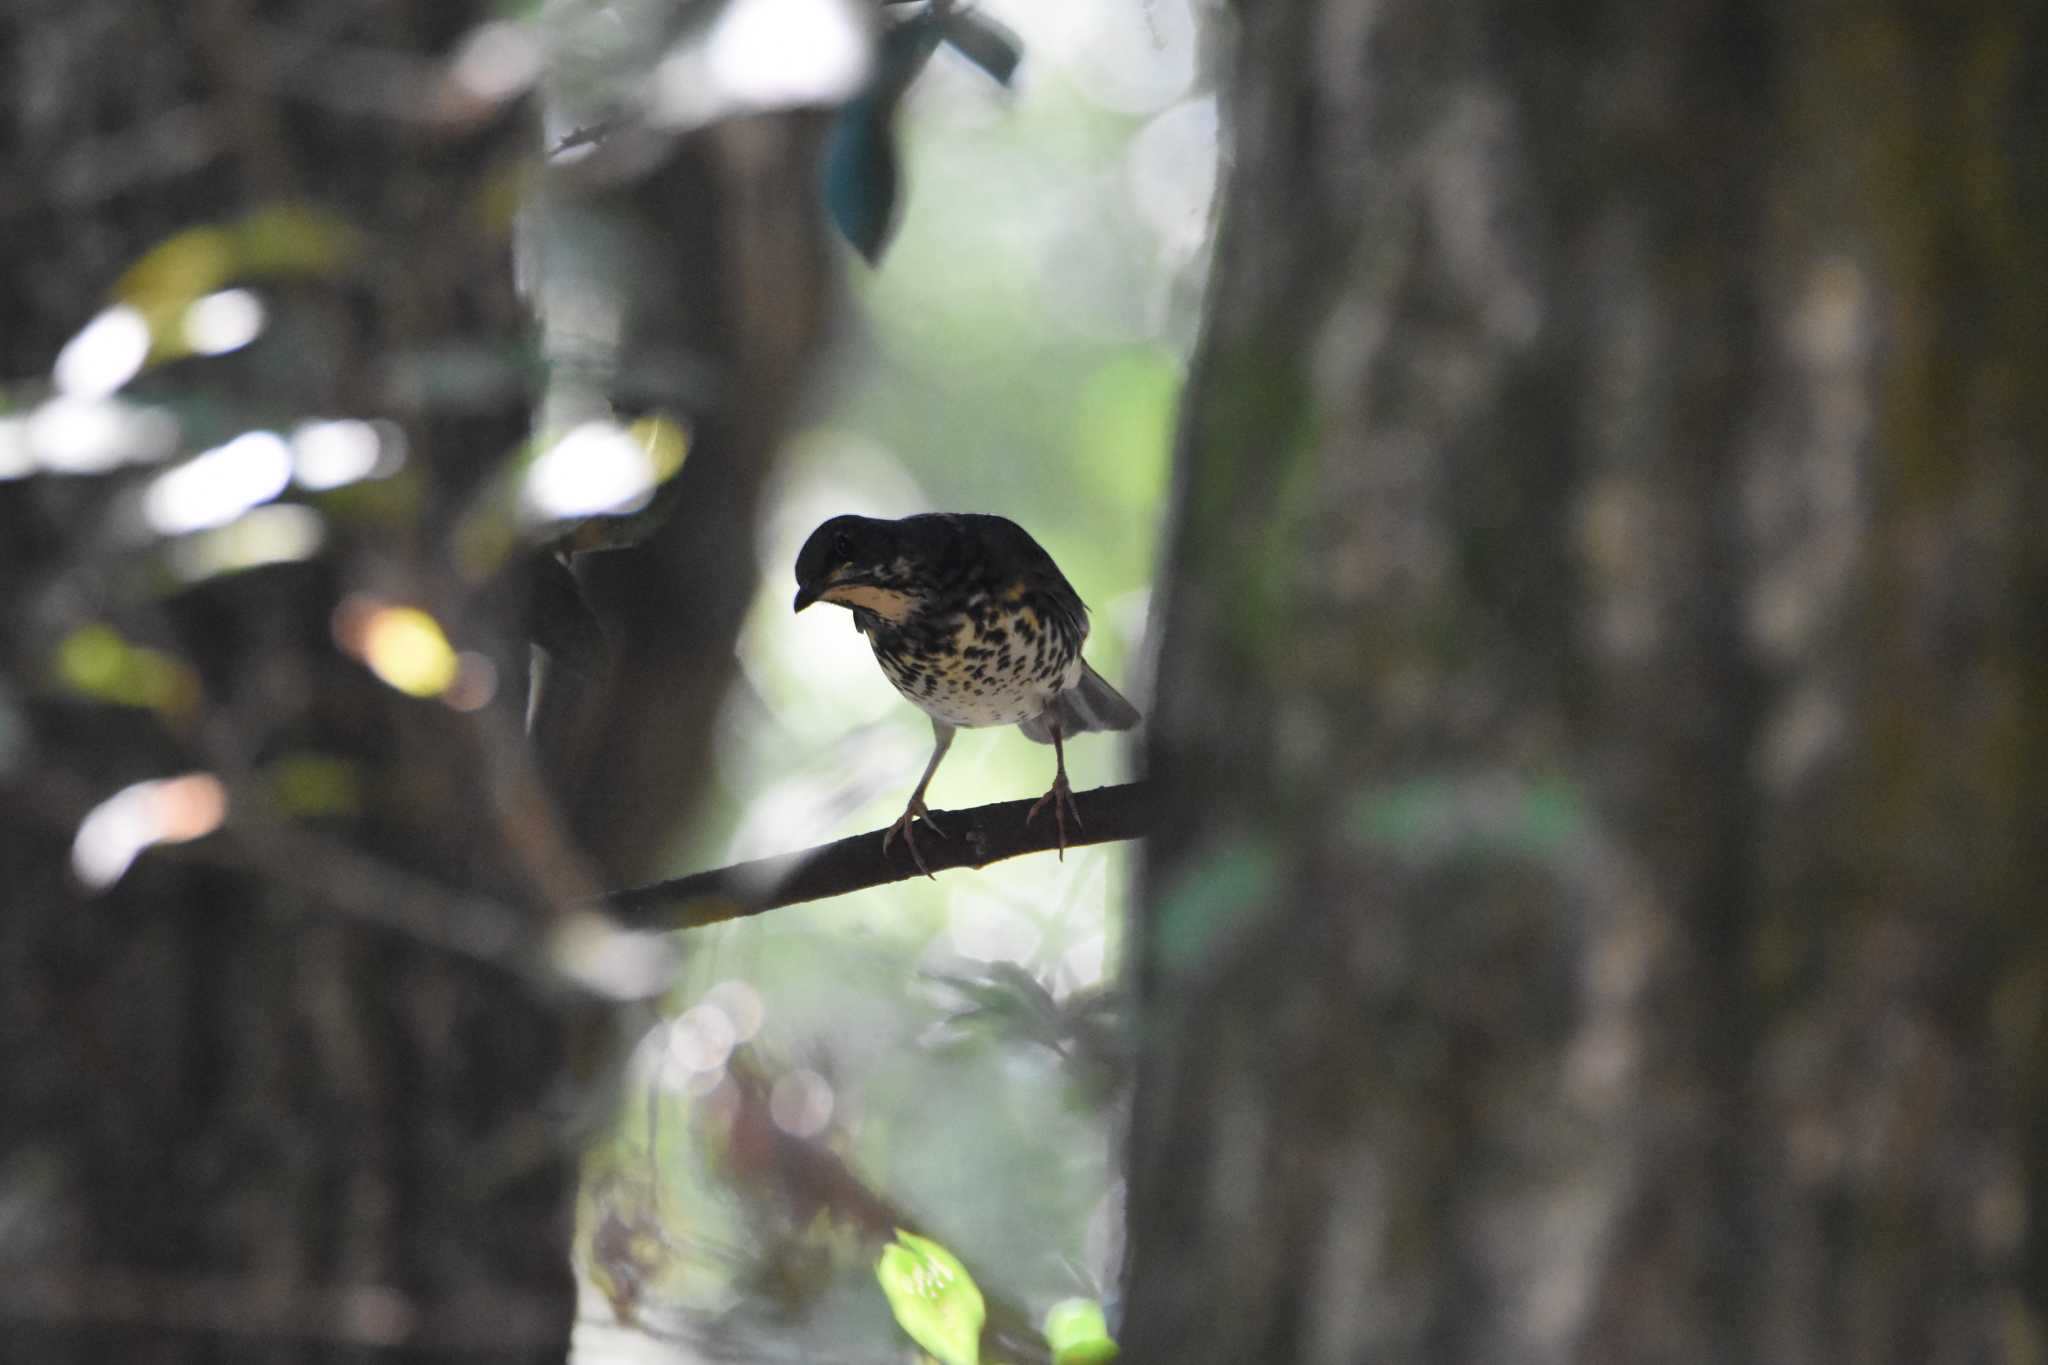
792, 512, 1141, 876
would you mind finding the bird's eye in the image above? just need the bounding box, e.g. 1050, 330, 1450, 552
832, 531, 853, 560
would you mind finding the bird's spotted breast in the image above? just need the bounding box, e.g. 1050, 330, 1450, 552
869, 590, 1083, 729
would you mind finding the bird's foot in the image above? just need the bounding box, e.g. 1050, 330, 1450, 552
1026, 775, 1082, 860
882, 799, 947, 879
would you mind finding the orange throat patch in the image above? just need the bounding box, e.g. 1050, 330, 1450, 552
822, 582, 917, 622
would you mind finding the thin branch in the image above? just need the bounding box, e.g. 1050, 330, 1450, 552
603, 780, 1151, 930
550, 115, 626, 157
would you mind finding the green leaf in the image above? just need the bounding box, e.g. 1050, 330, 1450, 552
117, 202, 364, 322
929, 961, 1064, 1040
1044, 1298, 1118, 1364
876, 1230, 985, 1365
266, 753, 362, 818
52, 625, 200, 717
823, 12, 943, 263
822, 99, 899, 262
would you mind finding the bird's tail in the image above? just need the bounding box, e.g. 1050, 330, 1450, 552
1020, 661, 1141, 744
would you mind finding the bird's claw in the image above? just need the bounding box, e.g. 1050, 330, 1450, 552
883, 800, 947, 879
1026, 776, 1082, 860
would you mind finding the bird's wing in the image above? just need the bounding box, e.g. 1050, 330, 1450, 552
965, 515, 1089, 641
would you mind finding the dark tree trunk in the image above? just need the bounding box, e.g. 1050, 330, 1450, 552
1129, 1, 2048, 1361
0, 2, 831, 1359
0, 5, 585, 1360
530, 112, 835, 881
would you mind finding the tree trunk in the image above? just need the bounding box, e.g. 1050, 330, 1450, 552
0, 2, 831, 1357
528, 109, 835, 881
0, 5, 587, 1360
1129, 1, 2048, 1361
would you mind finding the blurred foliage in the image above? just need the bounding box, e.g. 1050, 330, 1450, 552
264, 752, 364, 820
52, 624, 201, 718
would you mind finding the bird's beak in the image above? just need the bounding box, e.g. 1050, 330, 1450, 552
793, 582, 820, 612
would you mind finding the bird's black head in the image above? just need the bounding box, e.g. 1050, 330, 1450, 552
792, 514, 932, 620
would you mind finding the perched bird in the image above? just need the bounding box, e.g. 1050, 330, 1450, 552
793, 513, 1141, 874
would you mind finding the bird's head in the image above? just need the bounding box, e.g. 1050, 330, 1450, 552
792, 514, 929, 622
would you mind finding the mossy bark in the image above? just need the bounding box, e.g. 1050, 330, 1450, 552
1130, 1, 2048, 1360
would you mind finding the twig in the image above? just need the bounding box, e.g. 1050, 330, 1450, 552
603, 780, 1151, 930
550, 116, 626, 157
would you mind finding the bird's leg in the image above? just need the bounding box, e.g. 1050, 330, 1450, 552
884, 720, 955, 878
1026, 717, 1083, 859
